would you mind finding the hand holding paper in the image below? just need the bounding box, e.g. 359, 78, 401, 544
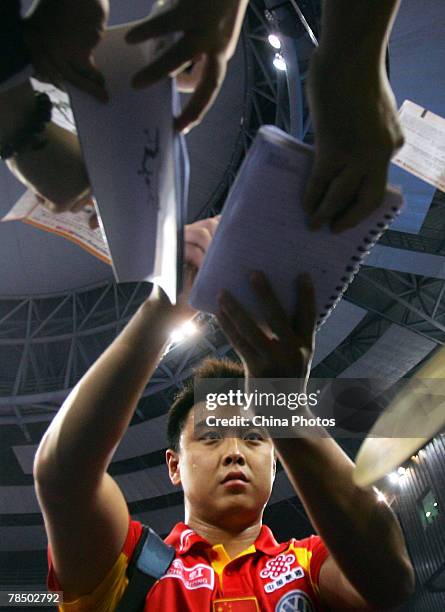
6, 120, 91, 213
173, 216, 220, 321
67, 22, 189, 304
126, 0, 249, 133
217, 273, 316, 381
304, 51, 404, 233
189, 126, 403, 328
23, 0, 109, 101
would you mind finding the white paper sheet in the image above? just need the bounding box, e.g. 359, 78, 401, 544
1, 190, 111, 263
392, 100, 445, 192
67, 19, 188, 303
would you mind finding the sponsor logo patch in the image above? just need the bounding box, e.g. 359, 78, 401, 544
260, 553, 296, 580
264, 567, 304, 593
275, 589, 315, 612
162, 558, 214, 590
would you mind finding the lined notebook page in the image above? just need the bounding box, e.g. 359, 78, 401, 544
189, 125, 403, 327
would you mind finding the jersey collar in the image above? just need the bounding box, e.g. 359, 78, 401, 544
165, 523, 289, 556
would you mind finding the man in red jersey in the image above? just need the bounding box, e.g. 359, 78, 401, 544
35, 217, 414, 611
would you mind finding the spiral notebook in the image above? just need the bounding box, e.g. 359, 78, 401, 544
189, 125, 404, 328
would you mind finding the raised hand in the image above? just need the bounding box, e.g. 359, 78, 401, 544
303, 52, 404, 233
126, 0, 249, 133
217, 272, 316, 381
23, 0, 109, 102
172, 216, 220, 321
8, 121, 92, 213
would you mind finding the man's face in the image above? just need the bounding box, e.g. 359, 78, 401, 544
166, 404, 276, 529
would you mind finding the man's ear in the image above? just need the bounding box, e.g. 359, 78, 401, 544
166, 449, 181, 486
272, 456, 277, 481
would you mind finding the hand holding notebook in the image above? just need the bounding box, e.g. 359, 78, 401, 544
189, 125, 403, 328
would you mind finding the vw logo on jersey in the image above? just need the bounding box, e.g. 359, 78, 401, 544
275, 589, 314, 612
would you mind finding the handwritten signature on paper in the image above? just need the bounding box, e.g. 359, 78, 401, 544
137, 128, 160, 210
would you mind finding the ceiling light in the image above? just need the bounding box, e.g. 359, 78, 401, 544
170, 328, 185, 344
273, 53, 287, 71
169, 320, 198, 344
376, 490, 387, 503
397, 467, 406, 476
182, 320, 198, 337
388, 472, 400, 484
268, 34, 282, 50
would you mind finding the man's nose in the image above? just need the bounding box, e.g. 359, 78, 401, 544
222, 438, 246, 465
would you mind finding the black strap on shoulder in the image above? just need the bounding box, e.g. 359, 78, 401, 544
115, 525, 175, 612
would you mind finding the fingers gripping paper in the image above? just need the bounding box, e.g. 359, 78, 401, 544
189, 126, 404, 327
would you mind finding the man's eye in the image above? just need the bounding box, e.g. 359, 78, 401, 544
200, 431, 222, 441
244, 430, 264, 441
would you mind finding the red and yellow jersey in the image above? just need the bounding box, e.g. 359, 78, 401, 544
48, 517, 329, 611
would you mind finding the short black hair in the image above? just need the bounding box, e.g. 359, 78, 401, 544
166, 357, 244, 452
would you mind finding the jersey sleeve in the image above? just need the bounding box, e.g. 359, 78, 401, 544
297, 535, 329, 595
289, 534, 329, 600
46, 516, 143, 612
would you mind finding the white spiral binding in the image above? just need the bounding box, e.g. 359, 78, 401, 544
316, 203, 401, 328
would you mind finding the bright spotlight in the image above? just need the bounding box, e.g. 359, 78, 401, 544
273, 53, 287, 71
182, 320, 197, 337
376, 490, 387, 503
388, 472, 400, 484
169, 320, 198, 344
170, 328, 185, 344
268, 34, 282, 50
397, 467, 406, 476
